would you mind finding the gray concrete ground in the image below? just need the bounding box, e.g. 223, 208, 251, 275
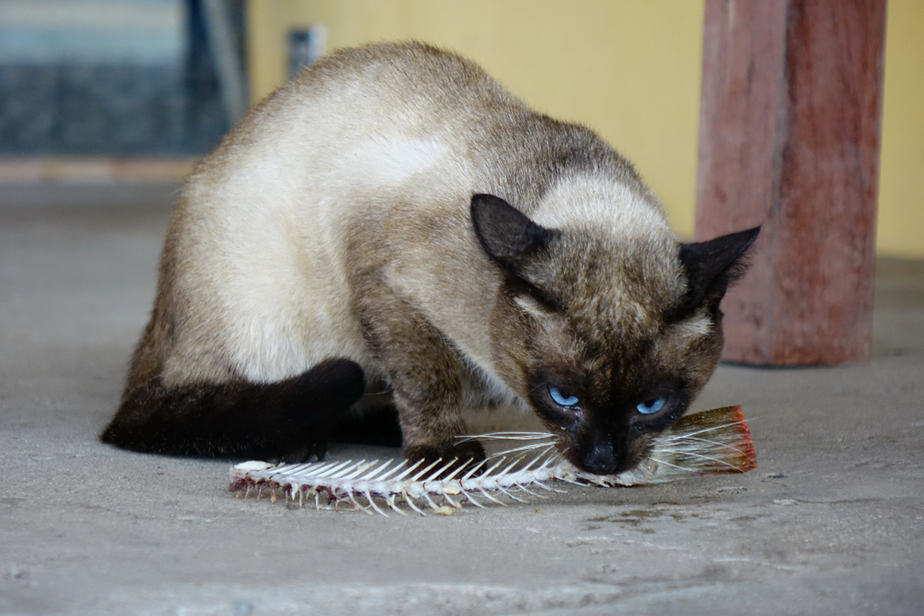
1, 183, 922, 615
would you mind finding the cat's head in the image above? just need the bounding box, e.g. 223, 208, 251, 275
471, 191, 758, 475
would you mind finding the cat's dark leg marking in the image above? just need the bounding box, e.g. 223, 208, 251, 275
354, 284, 486, 467
100, 358, 364, 461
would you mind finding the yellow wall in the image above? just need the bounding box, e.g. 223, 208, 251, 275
247, 0, 923, 257
878, 0, 924, 258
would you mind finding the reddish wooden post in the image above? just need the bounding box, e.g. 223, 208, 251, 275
696, 0, 886, 365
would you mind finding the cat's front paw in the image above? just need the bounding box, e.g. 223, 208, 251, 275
404, 440, 486, 477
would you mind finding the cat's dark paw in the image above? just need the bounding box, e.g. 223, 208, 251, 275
404, 440, 487, 477
260, 358, 365, 463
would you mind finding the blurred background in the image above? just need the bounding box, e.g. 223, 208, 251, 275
0, 0, 921, 256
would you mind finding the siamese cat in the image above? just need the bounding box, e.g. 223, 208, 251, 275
101, 42, 758, 475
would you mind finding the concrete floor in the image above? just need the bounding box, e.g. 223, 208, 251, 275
1, 183, 922, 615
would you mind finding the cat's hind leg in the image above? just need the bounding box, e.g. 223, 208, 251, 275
100, 358, 364, 461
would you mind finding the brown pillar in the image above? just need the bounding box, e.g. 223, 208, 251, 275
696, 0, 886, 365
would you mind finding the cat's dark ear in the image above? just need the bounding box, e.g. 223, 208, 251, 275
679, 226, 760, 311
470, 193, 557, 272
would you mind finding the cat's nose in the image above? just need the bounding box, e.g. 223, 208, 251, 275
581, 441, 619, 474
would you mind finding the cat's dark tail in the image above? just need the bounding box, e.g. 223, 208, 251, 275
100, 358, 365, 461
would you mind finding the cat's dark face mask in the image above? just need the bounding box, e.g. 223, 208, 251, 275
523, 330, 723, 475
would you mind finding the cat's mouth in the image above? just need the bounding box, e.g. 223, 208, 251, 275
555, 431, 654, 476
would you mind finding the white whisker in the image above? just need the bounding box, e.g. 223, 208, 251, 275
648, 456, 698, 472
666, 418, 754, 440
667, 435, 751, 456
457, 431, 556, 442
487, 442, 555, 460
661, 449, 743, 470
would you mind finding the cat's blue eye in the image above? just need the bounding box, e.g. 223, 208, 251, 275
548, 385, 579, 407
636, 397, 666, 415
